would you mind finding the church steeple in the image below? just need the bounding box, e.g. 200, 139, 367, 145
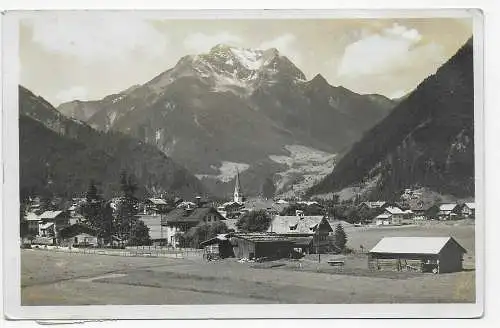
233, 168, 243, 203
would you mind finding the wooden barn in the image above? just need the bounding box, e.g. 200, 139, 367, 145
230, 233, 292, 260
368, 237, 467, 273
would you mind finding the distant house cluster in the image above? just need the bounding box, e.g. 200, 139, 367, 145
359, 199, 475, 226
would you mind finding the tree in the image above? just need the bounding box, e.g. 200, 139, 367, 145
236, 210, 271, 232
333, 224, 347, 253
20, 200, 29, 240
115, 171, 144, 245
128, 220, 151, 246
261, 177, 276, 199
81, 181, 106, 237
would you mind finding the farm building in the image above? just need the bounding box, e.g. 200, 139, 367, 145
199, 234, 235, 259
461, 203, 475, 218
59, 224, 99, 247
368, 237, 467, 273
199, 232, 293, 260
438, 204, 460, 220
230, 233, 292, 260
267, 214, 332, 253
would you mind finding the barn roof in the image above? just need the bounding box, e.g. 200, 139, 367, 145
25, 212, 40, 221
232, 232, 291, 243
369, 237, 466, 255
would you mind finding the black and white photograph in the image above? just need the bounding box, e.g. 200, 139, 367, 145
1, 8, 485, 320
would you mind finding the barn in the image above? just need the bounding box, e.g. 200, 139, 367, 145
368, 237, 467, 273
230, 233, 292, 260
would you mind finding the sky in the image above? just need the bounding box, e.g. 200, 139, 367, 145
19, 12, 473, 106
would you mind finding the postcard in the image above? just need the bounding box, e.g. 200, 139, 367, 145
1, 9, 484, 320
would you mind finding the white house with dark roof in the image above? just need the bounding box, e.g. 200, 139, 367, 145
461, 202, 475, 218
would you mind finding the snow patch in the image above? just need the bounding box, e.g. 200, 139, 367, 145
230, 48, 264, 70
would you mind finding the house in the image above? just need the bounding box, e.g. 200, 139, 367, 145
461, 203, 475, 218
217, 201, 244, 219
25, 212, 41, 236
374, 213, 391, 226
368, 236, 467, 273
438, 204, 460, 220
267, 214, 333, 253
59, 224, 99, 247
162, 207, 225, 246
142, 198, 170, 216
176, 201, 197, 210
199, 234, 235, 259
408, 200, 435, 217
37, 210, 71, 239
383, 206, 406, 225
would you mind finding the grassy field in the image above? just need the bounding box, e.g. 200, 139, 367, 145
21, 222, 476, 305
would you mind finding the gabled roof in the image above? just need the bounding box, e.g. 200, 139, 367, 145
375, 214, 391, 219
384, 207, 405, 215
267, 215, 331, 234
25, 212, 40, 221
163, 207, 224, 224
464, 202, 476, 209
38, 210, 64, 220
147, 198, 168, 205
39, 222, 54, 229
361, 201, 387, 209
439, 203, 458, 211
369, 237, 467, 255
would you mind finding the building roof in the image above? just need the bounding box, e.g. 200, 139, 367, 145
464, 202, 476, 209
287, 236, 314, 247
163, 207, 223, 224
384, 207, 405, 215
199, 233, 230, 247
231, 232, 291, 243
242, 198, 287, 213
267, 215, 331, 234
176, 201, 197, 209
361, 201, 387, 209
375, 214, 391, 219
25, 212, 40, 221
39, 222, 54, 229
439, 203, 458, 211
147, 198, 168, 205
38, 210, 64, 220
369, 237, 467, 255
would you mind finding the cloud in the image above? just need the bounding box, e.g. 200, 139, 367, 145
183, 32, 243, 53
26, 13, 169, 63
337, 23, 443, 78
259, 33, 302, 65
55, 86, 88, 103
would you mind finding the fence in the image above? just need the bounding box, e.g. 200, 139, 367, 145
31, 244, 204, 259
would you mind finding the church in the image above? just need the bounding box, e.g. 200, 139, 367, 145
217, 168, 246, 219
